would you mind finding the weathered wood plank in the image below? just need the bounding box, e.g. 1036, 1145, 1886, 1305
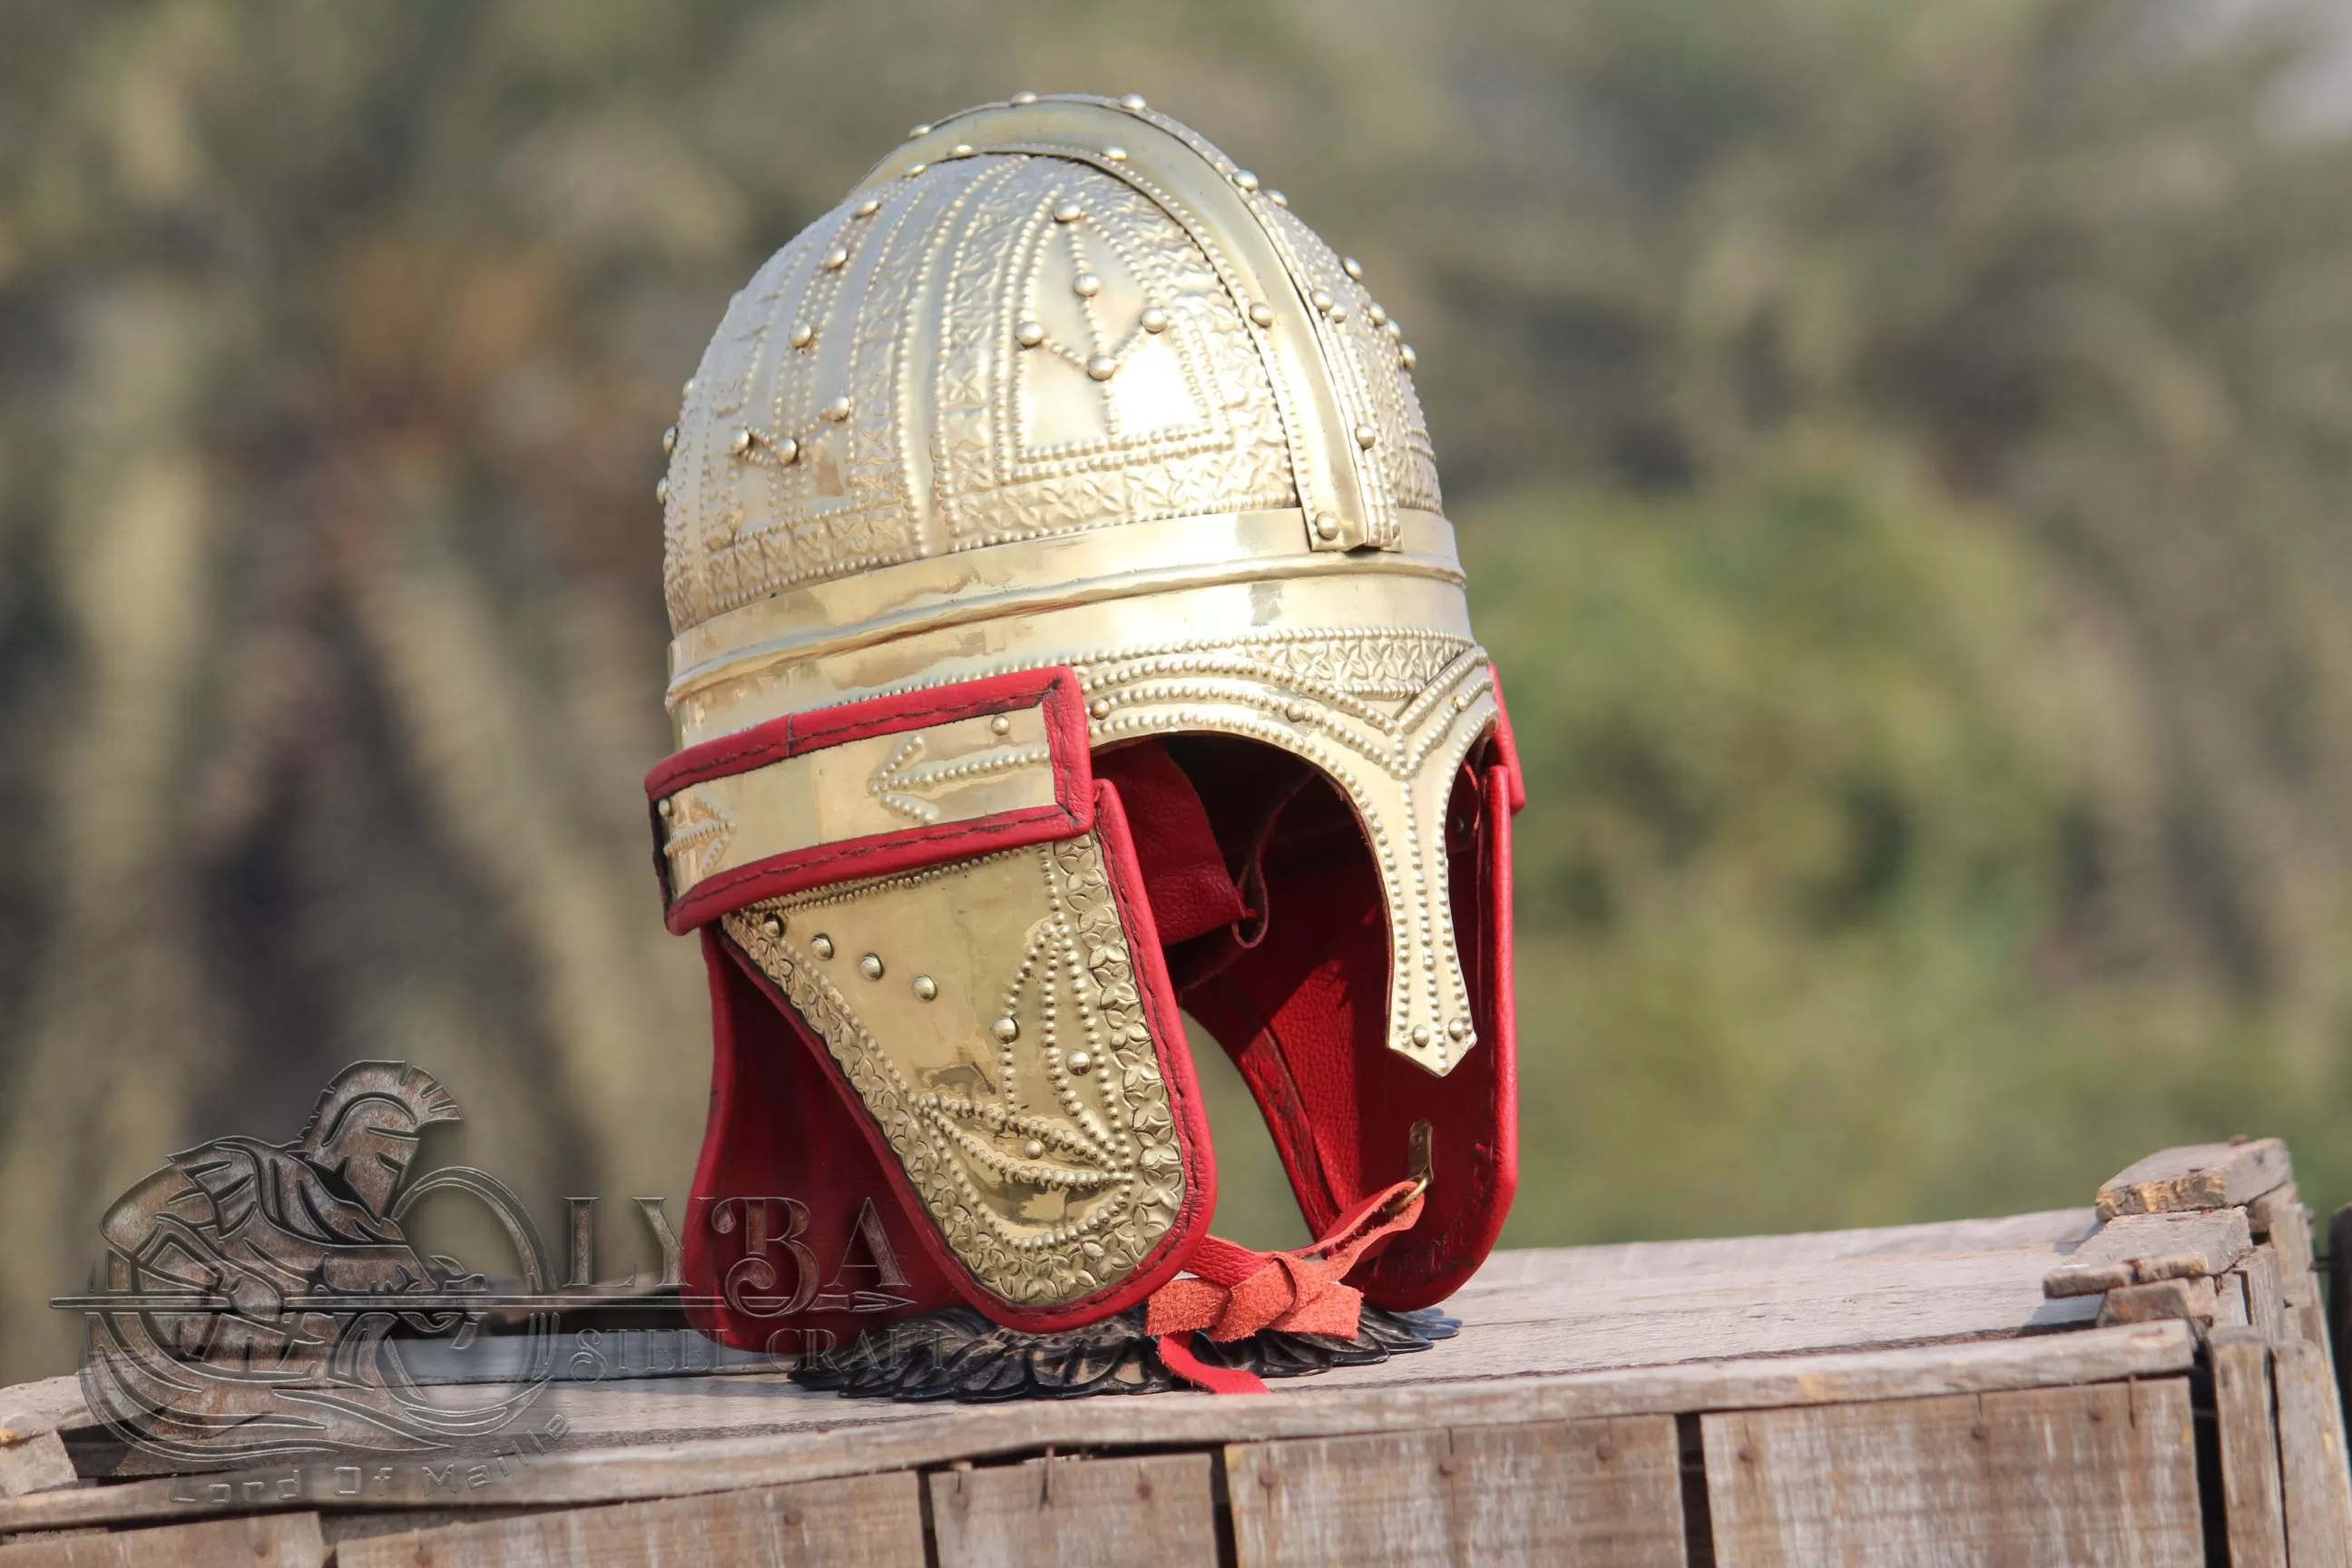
2210, 1330, 2288, 1568
1464, 1210, 2098, 1287
474, 1242, 2104, 1461
23, 1230, 2117, 1496
2237, 1247, 2287, 1338
29, 1219, 2108, 1466
2098, 1139, 2291, 1220
1420, 1249, 2097, 1379
2331, 1206, 2352, 1420
2273, 1339, 2352, 1568
929, 1455, 1216, 1568
2292, 1298, 2330, 1355
0, 1322, 2197, 1538
2250, 1182, 2301, 1240
318, 1509, 545, 1546
1702, 1379, 2201, 1567
2252, 1187, 2318, 1308
1226, 1416, 1683, 1568
335, 1472, 924, 1568
2045, 1210, 2253, 1297
0, 1386, 86, 1451
2095, 1277, 2215, 1326
0, 1436, 73, 1500
0, 1512, 323, 1567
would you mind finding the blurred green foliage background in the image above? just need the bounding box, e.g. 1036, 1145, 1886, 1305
5, 0, 2351, 1381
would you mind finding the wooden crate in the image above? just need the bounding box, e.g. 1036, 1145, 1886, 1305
2, 1142, 2346, 1565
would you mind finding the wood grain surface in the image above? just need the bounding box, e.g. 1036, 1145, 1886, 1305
2097, 1140, 2291, 1220
2239, 1246, 2288, 1338
2209, 1330, 2288, 1568
0, 1386, 85, 1451
2273, 1339, 2352, 1568
0, 1436, 73, 1501
11, 1208, 2108, 1468
0, 1183, 2331, 1563
1226, 1416, 1684, 1568
2093, 1278, 2215, 1326
2044, 1210, 2253, 1297
0, 1513, 323, 1568
1701, 1379, 2202, 1567
0, 1321, 2196, 1538
929, 1455, 1219, 1568
2256, 1189, 2318, 1307
335, 1472, 924, 1568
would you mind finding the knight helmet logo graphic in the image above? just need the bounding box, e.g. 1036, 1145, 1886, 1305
72, 1063, 555, 1465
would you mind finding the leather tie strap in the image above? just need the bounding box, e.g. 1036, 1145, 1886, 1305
1148, 1179, 1427, 1395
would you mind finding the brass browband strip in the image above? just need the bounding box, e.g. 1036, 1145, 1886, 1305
658, 692, 1065, 906
666, 505, 1462, 710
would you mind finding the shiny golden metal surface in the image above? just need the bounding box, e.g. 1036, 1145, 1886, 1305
660, 93, 1438, 636
656, 698, 1058, 905
660, 93, 1491, 1082
720, 833, 1186, 1307
665, 506, 1464, 709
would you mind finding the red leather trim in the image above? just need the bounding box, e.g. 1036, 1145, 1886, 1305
680, 926, 742, 1351
1488, 763, 1520, 1204
1357, 762, 1519, 1308
1176, 747, 1518, 1315
1089, 777, 1220, 1311
1488, 664, 1527, 814
710, 778, 1215, 1333
682, 930, 964, 1352
648, 668, 1095, 934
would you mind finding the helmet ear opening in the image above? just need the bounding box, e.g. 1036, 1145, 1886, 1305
1112, 729, 1515, 1311
1097, 734, 1353, 990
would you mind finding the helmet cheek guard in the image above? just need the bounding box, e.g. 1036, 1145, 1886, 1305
654, 668, 1216, 1336
648, 95, 1523, 1353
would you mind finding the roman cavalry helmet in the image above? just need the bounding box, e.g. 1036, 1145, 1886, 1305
648, 94, 1521, 1367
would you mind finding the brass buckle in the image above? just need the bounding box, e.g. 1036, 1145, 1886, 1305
1308, 1122, 1436, 1259
1383, 1120, 1436, 1219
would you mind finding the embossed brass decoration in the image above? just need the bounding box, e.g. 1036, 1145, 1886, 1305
658, 101, 1494, 1077
719, 832, 1186, 1307
658, 696, 1059, 906
653, 90, 1519, 1340
654, 87, 1510, 1357
658, 93, 1441, 632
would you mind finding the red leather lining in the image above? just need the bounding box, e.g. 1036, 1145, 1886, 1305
681, 927, 963, 1356
1163, 732, 1519, 1313
649, 668, 1096, 934
1360, 762, 1517, 1304
1093, 742, 1251, 945
1489, 666, 1528, 814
